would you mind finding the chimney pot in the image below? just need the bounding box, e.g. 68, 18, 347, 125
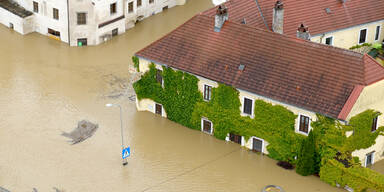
272, 0, 284, 34
297, 23, 311, 40
214, 5, 229, 32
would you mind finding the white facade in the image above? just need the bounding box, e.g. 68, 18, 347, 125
0, 0, 186, 46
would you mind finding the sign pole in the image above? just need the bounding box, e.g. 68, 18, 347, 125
119, 105, 128, 166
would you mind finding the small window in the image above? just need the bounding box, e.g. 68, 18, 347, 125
252, 137, 263, 152
359, 29, 367, 44
149, 0, 154, 4
299, 115, 310, 134
33, 1, 39, 13
128, 2, 134, 13
77, 12, 87, 25
365, 152, 375, 167
112, 28, 118, 37
372, 116, 379, 132
156, 69, 162, 84
243, 97, 253, 115
375, 26, 381, 41
201, 119, 213, 134
155, 103, 162, 115
229, 133, 242, 145
48, 28, 60, 37
203, 85, 212, 101
53, 8, 59, 20
137, 0, 142, 7
325, 36, 333, 45
110, 3, 117, 14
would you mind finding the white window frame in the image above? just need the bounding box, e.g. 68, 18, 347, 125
203, 84, 212, 101
325, 36, 334, 45
154, 103, 163, 116
127, 1, 134, 14
296, 113, 312, 135
358, 28, 368, 45
375, 25, 381, 41
242, 96, 254, 117
250, 136, 264, 153
365, 152, 375, 167
201, 118, 213, 135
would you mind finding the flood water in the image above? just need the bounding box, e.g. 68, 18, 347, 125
0, 0, 342, 191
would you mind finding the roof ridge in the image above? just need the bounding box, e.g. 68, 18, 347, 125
135, 14, 201, 58
198, 14, 364, 59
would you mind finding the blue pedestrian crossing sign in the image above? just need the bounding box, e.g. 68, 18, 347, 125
122, 147, 130, 159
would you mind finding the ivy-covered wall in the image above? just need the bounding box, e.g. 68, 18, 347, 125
133, 62, 384, 191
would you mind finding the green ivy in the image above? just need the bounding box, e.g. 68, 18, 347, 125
133, 64, 202, 128
132, 56, 140, 72
320, 159, 384, 192
134, 62, 384, 190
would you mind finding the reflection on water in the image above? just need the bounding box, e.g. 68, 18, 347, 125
0, 0, 342, 191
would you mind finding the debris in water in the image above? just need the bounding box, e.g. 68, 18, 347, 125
53, 187, 65, 192
62, 120, 98, 145
0, 187, 10, 192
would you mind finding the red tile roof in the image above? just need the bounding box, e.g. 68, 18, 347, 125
203, 0, 384, 37
337, 85, 364, 120
136, 14, 384, 120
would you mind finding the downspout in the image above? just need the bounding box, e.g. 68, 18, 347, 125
67, 0, 71, 46
254, 0, 270, 30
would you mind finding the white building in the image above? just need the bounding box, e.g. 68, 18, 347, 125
0, 0, 186, 46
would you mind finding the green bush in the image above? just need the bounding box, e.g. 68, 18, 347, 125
296, 130, 317, 176
132, 56, 140, 72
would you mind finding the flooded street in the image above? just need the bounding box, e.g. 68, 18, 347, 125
0, 0, 342, 191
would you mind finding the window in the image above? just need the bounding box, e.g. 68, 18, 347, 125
243, 97, 253, 116
149, 0, 154, 4
201, 118, 213, 134
137, 0, 142, 7
112, 28, 118, 37
252, 137, 263, 152
299, 115, 310, 134
53, 8, 59, 20
375, 26, 381, 41
128, 2, 134, 13
110, 3, 117, 14
359, 29, 367, 44
48, 28, 60, 37
325, 36, 333, 45
77, 12, 87, 25
365, 152, 375, 167
156, 69, 162, 84
155, 103, 162, 115
33, 1, 39, 13
203, 85, 212, 101
372, 116, 379, 132
229, 133, 242, 145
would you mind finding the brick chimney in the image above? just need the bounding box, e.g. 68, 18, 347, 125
214, 5, 228, 32
272, 0, 284, 34
297, 23, 311, 40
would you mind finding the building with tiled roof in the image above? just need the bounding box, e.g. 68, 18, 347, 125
134, 7, 384, 166
203, 0, 384, 49
0, 0, 186, 46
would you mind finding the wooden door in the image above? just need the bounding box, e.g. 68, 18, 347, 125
155, 104, 162, 115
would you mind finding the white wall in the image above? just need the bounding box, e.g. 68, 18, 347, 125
0, 7, 34, 35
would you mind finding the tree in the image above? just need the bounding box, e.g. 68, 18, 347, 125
296, 130, 317, 176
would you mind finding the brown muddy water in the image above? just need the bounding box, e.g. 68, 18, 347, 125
0, 0, 342, 191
